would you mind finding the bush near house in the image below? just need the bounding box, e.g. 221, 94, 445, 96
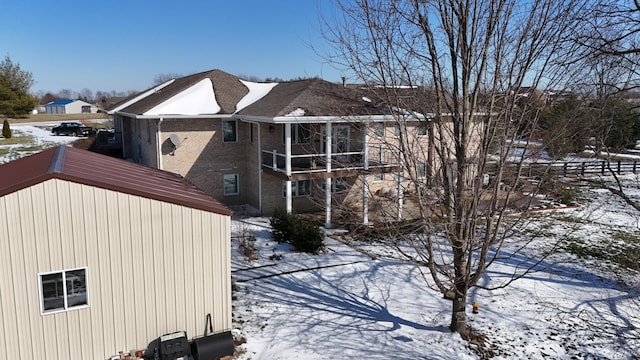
2, 119, 11, 138
270, 208, 324, 254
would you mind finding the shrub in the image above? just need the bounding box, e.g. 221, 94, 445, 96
270, 208, 324, 254
270, 207, 296, 243
2, 119, 11, 138
290, 218, 324, 254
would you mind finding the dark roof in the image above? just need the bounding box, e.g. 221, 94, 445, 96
117, 69, 248, 115
0, 146, 232, 216
236, 78, 388, 117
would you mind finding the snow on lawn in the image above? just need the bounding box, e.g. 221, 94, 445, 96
230, 181, 640, 359
0, 124, 78, 163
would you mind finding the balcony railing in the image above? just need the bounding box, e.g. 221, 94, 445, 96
261, 148, 401, 176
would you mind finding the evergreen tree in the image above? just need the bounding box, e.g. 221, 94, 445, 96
0, 56, 37, 117
2, 119, 12, 138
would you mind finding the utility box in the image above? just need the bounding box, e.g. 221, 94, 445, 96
158, 331, 190, 360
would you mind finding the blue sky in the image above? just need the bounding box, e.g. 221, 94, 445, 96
1, 0, 344, 94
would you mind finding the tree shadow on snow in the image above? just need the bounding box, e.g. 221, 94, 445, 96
241, 260, 453, 358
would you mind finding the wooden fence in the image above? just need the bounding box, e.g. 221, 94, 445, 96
513, 160, 640, 177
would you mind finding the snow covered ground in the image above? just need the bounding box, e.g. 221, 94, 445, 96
0, 124, 78, 163
230, 180, 640, 359
2, 124, 639, 359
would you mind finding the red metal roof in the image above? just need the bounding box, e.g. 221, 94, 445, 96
0, 146, 232, 216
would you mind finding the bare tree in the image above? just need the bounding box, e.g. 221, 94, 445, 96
56, 88, 74, 100
77, 88, 94, 103
322, 0, 590, 336
153, 73, 183, 85
573, 1, 640, 92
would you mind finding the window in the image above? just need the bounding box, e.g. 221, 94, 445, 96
283, 123, 310, 144
283, 180, 311, 197
373, 173, 384, 181
223, 120, 237, 142
322, 178, 349, 193
394, 123, 402, 137
417, 122, 429, 136
373, 122, 385, 137
223, 174, 239, 195
417, 162, 427, 178
39, 268, 88, 314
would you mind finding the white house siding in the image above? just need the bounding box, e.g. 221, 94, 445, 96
65, 100, 95, 114
0, 178, 231, 359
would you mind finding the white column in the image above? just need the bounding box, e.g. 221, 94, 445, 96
325, 122, 332, 228
362, 123, 370, 225
397, 153, 403, 220
285, 123, 292, 213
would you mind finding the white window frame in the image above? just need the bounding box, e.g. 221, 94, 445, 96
283, 180, 312, 198
38, 267, 89, 315
222, 120, 238, 143
223, 174, 239, 195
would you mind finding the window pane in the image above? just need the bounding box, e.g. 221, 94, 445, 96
66, 269, 88, 307
297, 124, 310, 143
418, 123, 428, 136
42, 273, 64, 311
374, 123, 384, 137
299, 180, 311, 196
417, 163, 427, 178
224, 174, 238, 195
223, 120, 237, 142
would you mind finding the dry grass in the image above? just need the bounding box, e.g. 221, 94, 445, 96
9, 113, 109, 124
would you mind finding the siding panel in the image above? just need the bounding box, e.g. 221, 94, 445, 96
0, 178, 231, 359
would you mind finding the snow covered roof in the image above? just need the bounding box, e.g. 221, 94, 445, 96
114, 69, 272, 116
109, 70, 392, 120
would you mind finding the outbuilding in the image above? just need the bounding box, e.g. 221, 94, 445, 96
0, 145, 233, 359
45, 99, 97, 114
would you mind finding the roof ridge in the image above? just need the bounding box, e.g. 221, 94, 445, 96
279, 78, 325, 112
48, 145, 66, 174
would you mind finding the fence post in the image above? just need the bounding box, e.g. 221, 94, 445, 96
634, 161, 637, 174
581, 162, 585, 176
618, 160, 622, 174
601, 161, 606, 175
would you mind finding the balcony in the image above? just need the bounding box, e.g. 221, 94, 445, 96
261, 148, 402, 180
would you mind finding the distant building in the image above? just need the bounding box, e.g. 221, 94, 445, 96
45, 99, 97, 114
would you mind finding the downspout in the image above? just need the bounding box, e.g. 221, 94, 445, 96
157, 117, 164, 170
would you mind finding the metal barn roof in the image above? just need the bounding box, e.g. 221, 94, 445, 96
47, 99, 75, 105
0, 145, 232, 216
